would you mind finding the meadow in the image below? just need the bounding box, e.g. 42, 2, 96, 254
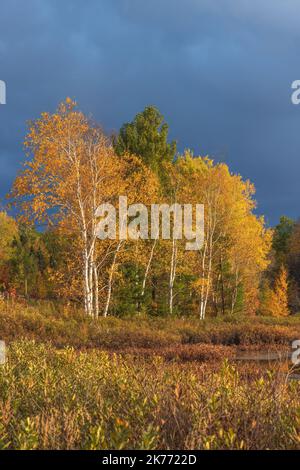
1, 299, 300, 352
0, 340, 299, 450
0, 301, 300, 449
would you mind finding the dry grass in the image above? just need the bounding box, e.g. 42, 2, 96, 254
0, 301, 299, 449
0, 340, 299, 450
0, 300, 300, 354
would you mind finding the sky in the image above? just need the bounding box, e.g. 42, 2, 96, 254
1, 0, 300, 226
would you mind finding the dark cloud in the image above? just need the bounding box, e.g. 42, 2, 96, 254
1, 0, 300, 224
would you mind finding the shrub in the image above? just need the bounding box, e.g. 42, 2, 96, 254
0, 340, 299, 449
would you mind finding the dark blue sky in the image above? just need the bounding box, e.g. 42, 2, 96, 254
1, 0, 300, 225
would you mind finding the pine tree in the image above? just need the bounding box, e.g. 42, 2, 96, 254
114, 106, 177, 174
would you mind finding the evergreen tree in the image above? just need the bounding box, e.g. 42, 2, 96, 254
114, 106, 177, 174
272, 216, 294, 267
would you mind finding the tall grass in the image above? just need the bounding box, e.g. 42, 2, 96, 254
0, 299, 300, 351
0, 340, 299, 450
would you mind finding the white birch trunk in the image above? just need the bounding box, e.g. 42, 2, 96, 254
141, 238, 158, 298
103, 241, 123, 317
169, 238, 177, 315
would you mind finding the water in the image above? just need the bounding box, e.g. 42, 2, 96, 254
235, 350, 291, 362
235, 350, 300, 380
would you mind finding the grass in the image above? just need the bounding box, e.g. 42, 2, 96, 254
0, 299, 300, 355
0, 301, 299, 449
0, 340, 299, 450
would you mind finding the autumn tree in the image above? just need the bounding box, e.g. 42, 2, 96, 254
10, 99, 159, 317
8, 99, 272, 320
113, 106, 175, 312
0, 211, 18, 292
286, 219, 300, 312
262, 216, 298, 314
263, 265, 290, 317
0, 212, 18, 262
167, 152, 270, 319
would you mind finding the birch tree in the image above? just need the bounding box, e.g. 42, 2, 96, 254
174, 152, 270, 319
10, 99, 158, 317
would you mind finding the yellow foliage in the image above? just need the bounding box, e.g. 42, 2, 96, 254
264, 266, 290, 317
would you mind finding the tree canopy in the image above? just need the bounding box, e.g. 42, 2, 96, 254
113, 105, 177, 174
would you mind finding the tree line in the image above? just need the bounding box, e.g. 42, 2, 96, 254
0, 99, 297, 319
